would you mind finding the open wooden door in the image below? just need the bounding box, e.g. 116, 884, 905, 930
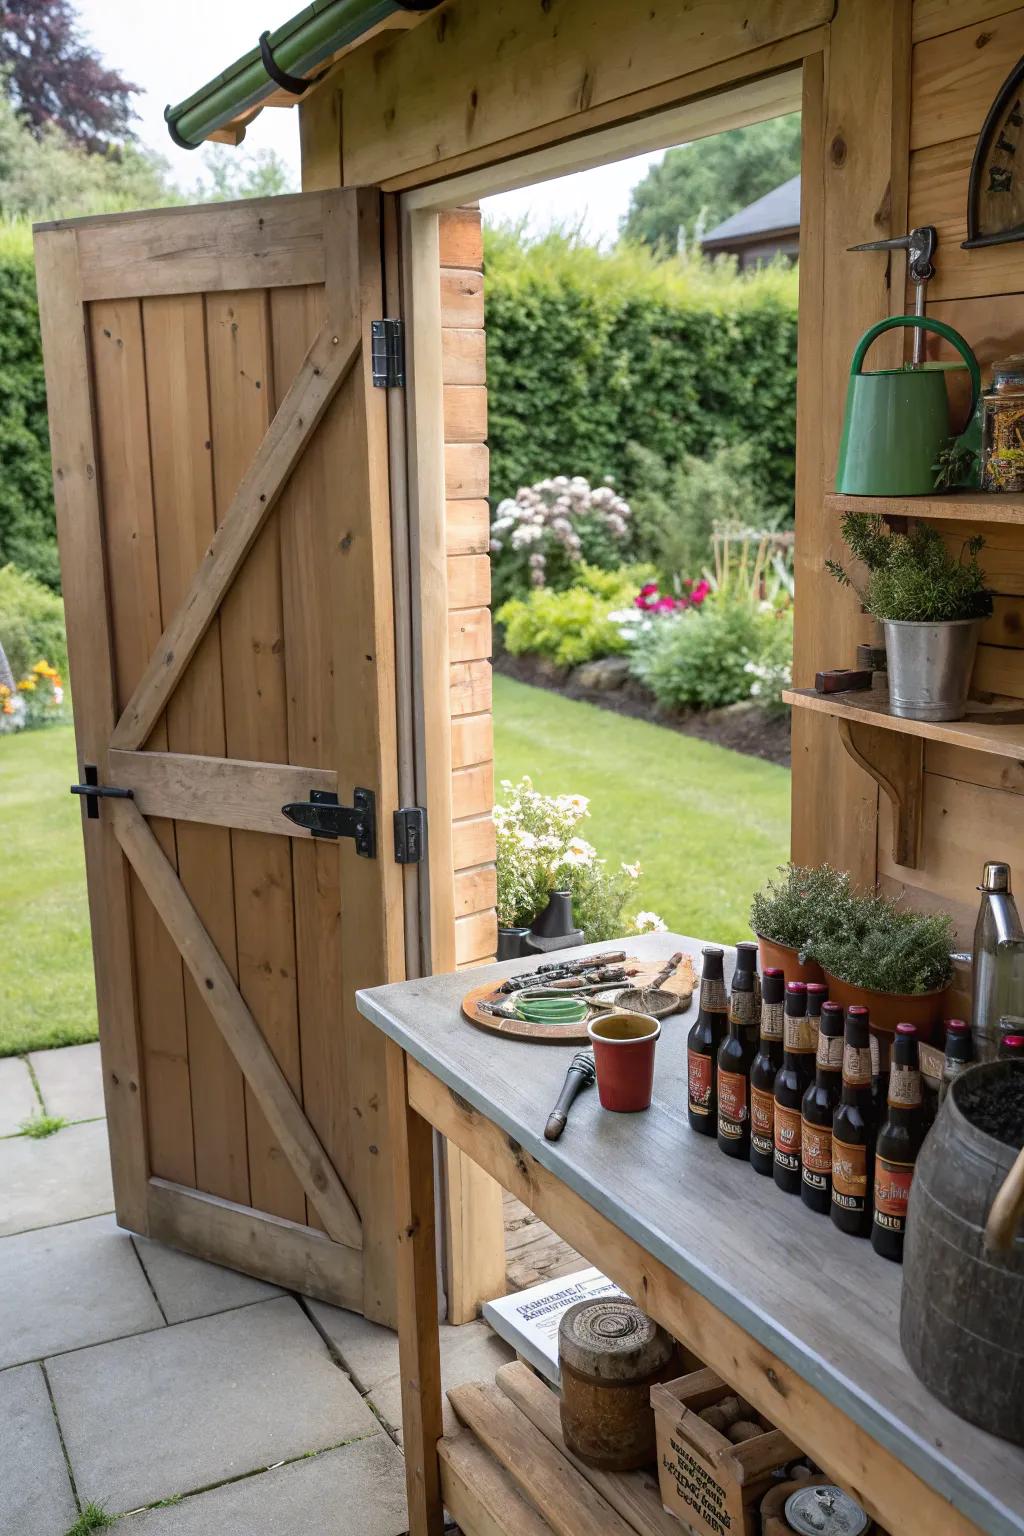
35, 189, 406, 1325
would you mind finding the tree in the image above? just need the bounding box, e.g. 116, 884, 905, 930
2, 0, 140, 154
194, 146, 295, 203
622, 114, 801, 255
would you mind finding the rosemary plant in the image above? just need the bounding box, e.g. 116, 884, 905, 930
826, 512, 992, 624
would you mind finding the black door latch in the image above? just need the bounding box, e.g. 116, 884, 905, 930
281, 788, 376, 858
70, 764, 135, 819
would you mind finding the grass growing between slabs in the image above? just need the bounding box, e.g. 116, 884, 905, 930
0, 724, 98, 1056
493, 675, 791, 944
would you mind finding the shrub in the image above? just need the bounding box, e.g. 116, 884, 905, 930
808, 898, 955, 995
749, 863, 856, 950
489, 475, 632, 604
485, 226, 798, 514
0, 224, 57, 588
496, 564, 651, 668
628, 589, 790, 712
0, 563, 67, 682
826, 513, 992, 623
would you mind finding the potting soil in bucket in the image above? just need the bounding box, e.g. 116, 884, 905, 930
900, 1062, 1024, 1445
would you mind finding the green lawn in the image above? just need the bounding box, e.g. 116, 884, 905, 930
0, 724, 98, 1056
0, 686, 790, 1056
493, 676, 790, 943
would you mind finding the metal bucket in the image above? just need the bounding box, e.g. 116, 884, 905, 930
883, 617, 981, 721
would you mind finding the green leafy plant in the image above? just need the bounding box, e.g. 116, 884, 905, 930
826, 513, 992, 623
749, 863, 856, 951
496, 565, 652, 668
0, 564, 68, 679
19, 1112, 67, 1139
808, 898, 954, 995
932, 439, 977, 492
64, 1504, 115, 1535
628, 587, 792, 712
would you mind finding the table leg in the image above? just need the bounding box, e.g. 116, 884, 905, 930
386, 1039, 445, 1536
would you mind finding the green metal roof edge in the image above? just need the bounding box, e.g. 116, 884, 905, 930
165, 0, 441, 150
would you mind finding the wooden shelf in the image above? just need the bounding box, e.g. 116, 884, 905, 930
784, 685, 1024, 758
827, 490, 1024, 524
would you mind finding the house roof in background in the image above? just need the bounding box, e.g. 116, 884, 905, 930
701, 174, 801, 247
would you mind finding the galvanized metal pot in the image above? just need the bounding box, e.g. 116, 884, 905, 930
883, 616, 981, 721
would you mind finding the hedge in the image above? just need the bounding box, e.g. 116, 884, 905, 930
0, 223, 57, 588
484, 228, 798, 515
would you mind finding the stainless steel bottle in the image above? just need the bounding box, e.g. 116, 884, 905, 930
971, 862, 1024, 1060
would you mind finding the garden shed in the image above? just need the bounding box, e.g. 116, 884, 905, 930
35, 0, 1024, 1483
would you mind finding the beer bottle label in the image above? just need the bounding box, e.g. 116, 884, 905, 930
873, 1156, 915, 1232
760, 1000, 784, 1042
842, 1044, 872, 1086
801, 1119, 832, 1190
699, 975, 728, 1015
688, 1050, 713, 1116
817, 1031, 843, 1071
717, 1069, 748, 1134
750, 1085, 774, 1154
773, 1102, 801, 1169
869, 1031, 880, 1081
832, 1137, 868, 1209
888, 1064, 922, 1108
784, 1013, 817, 1054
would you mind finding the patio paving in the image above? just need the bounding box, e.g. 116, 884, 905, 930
0, 1039, 513, 1534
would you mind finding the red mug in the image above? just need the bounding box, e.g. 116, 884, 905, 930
587, 1012, 661, 1112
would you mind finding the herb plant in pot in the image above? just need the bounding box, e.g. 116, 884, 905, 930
827, 513, 992, 722
748, 864, 853, 984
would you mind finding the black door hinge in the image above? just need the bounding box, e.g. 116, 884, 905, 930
70, 764, 135, 819
394, 806, 426, 864
371, 319, 405, 388
281, 788, 376, 858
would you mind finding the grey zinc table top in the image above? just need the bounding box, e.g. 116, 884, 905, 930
358, 931, 1024, 1536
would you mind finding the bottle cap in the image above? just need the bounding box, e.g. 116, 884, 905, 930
896, 1022, 918, 1037
785, 1486, 869, 1536
980, 861, 1011, 893
762, 967, 784, 978
847, 1004, 868, 1017
820, 1001, 844, 1031
945, 1019, 969, 1034
734, 942, 757, 970
1001, 1034, 1024, 1050
786, 980, 808, 992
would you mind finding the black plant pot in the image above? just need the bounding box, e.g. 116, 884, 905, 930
526, 890, 584, 954
496, 926, 532, 961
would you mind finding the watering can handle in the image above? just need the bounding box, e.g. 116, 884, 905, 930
850, 315, 982, 422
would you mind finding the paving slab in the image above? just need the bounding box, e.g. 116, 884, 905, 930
0, 1118, 114, 1237
29, 1040, 105, 1123
0, 1055, 40, 1137
0, 1213, 163, 1368
49, 1294, 382, 1514
117, 1433, 408, 1536
0, 1362, 79, 1536
307, 1299, 513, 1440
132, 1234, 283, 1324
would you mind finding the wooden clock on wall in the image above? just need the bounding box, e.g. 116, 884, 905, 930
964, 54, 1024, 247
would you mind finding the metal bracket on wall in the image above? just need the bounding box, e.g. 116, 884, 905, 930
281, 787, 377, 857
394, 806, 426, 864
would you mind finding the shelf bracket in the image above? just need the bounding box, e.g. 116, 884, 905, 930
836, 719, 923, 869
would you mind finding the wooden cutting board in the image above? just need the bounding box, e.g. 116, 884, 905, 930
461, 953, 695, 1043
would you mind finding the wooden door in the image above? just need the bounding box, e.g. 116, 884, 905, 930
35, 189, 406, 1324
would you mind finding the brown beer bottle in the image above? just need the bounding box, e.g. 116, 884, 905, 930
772, 981, 811, 1195
732, 942, 761, 1050
717, 982, 755, 1160
872, 1022, 924, 1262
939, 1019, 973, 1104
800, 1000, 844, 1214
687, 947, 728, 1136
749, 968, 784, 1177
804, 981, 828, 1050
831, 1005, 875, 1237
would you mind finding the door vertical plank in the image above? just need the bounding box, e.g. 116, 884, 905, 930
205, 289, 306, 1225
32, 229, 149, 1231
270, 283, 354, 1234
88, 299, 194, 1189
325, 188, 407, 1325
142, 293, 250, 1207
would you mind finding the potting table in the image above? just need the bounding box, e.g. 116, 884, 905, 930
357, 931, 1024, 1536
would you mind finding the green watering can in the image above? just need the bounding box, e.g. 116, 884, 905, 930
836, 314, 981, 495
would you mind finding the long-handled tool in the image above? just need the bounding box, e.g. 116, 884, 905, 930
544, 1051, 597, 1141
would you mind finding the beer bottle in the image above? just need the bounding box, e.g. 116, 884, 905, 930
717, 981, 755, 1160
872, 1023, 925, 1262
749, 968, 784, 1177
800, 1000, 844, 1214
805, 982, 828, 1050
687, 947, 728, 1136
939, 1019, 973, 1103
772, 981, 811, 1195
730, 946, 759, 1054
733, 942, 761, 1048
831, 1005, 875, 1237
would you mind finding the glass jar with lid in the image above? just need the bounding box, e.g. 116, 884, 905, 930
982, 354, 1024, 492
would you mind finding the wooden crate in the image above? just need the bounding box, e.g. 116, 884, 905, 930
650, 1368, 800, 1536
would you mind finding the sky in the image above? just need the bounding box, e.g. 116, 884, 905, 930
75, 0, 664, 244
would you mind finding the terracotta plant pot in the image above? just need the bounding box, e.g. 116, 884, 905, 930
587, 1012, 661, 1112
821, 969, 947, 1048
754, 933, 825, 986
